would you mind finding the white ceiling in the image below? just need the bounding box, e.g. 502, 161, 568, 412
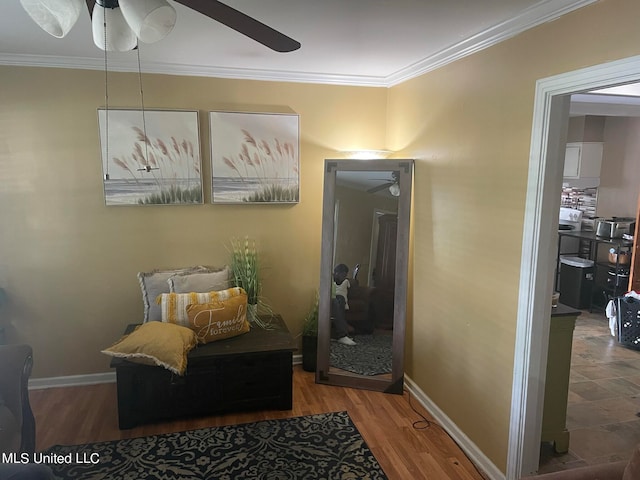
0, 0, 596, 87
570, 82, 640, 117
337, 170, 397, 195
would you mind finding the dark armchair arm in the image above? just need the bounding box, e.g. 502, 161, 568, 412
0, 344, 35, 455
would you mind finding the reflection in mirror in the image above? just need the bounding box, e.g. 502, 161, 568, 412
316, 159, 413, 394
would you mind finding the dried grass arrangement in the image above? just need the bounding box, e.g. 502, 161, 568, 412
229, 237, 274, 330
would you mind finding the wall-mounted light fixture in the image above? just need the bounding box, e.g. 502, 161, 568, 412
342, 149, 392, 160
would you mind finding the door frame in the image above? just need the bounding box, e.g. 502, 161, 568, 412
368, 208, 397, 286
508, 55, 640, 478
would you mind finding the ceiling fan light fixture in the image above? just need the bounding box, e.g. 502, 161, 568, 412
20, 0, 83, 38
388, 183, 401, 197
92, 1, 137, 52
119, 0, 176, 44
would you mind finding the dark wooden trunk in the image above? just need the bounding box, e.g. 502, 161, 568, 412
111, 316, 296, 429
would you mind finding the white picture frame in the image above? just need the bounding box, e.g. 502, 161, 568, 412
209, 111, 300, 204
98, 108, 203, 206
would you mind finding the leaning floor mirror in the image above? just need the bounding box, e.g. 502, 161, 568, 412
316, 158, 413, 393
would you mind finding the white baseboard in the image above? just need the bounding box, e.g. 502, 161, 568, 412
29, 355, 304, 390
404, 374, 505, 480
29, 372, 116, 390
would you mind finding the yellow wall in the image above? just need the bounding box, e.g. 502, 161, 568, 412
387, 0, 640, 471
0, 67, 388, 377
3, 0, 640, 473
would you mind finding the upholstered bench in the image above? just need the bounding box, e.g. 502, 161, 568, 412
110, 315, 295, 429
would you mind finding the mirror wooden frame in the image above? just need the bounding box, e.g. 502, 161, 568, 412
316, 158, 413, 393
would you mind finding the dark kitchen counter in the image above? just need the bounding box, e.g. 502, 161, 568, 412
558, 230, 633, 248
544, 301, 580, 453
551, 302, 581, 318
556, 230, 632, 313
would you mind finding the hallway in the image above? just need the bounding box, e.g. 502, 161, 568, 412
538, 309, 640, 473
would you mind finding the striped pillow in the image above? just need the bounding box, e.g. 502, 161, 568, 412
138, 266, 212, 322
156, 287, 245, 326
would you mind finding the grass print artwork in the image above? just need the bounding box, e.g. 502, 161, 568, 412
210, 111, 299, 203
98, 109, 202, 206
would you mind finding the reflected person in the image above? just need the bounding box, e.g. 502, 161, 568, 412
332, 264, 357, 346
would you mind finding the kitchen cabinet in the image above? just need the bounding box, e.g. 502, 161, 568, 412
563, 142, 603, 181
541, 303, 580, 453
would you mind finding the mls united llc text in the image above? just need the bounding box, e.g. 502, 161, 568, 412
2, 452, 100, 465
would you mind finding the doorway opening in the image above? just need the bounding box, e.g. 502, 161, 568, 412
508, 55, 640, 479
368, 208, 397, 287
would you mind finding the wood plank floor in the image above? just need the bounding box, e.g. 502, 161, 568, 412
29, 366, 487, 480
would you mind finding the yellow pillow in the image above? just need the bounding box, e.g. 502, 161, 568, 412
101, 322, 197, 375
156, 287, 245, 326
186, 292, 249, 344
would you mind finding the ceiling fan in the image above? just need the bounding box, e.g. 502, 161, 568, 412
20, 0, 301, 53
367, 171, 401, 197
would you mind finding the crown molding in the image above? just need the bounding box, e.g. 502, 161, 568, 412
384, 0, 598, 87
0, 52, 389, 87
0, 0, 597, 88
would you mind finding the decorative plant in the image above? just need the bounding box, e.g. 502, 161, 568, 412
301, 291, 319, 372
229, 236, 260, 304
302, 292, 319, 337
228, 237, 273, 329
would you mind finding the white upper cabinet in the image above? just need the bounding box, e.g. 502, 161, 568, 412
563, 142, 603, 180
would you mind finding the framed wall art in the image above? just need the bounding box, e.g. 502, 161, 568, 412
209, 111, 299, 204
98, 108, 203, 206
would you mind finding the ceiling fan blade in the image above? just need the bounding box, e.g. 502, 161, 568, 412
175, 0, 300, 53
367, 182, 393, 194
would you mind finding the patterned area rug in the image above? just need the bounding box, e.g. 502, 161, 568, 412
330, 334, 392, 376
43, 411, 387, 480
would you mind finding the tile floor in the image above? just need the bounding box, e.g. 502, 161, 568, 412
538, 308, 640, 474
